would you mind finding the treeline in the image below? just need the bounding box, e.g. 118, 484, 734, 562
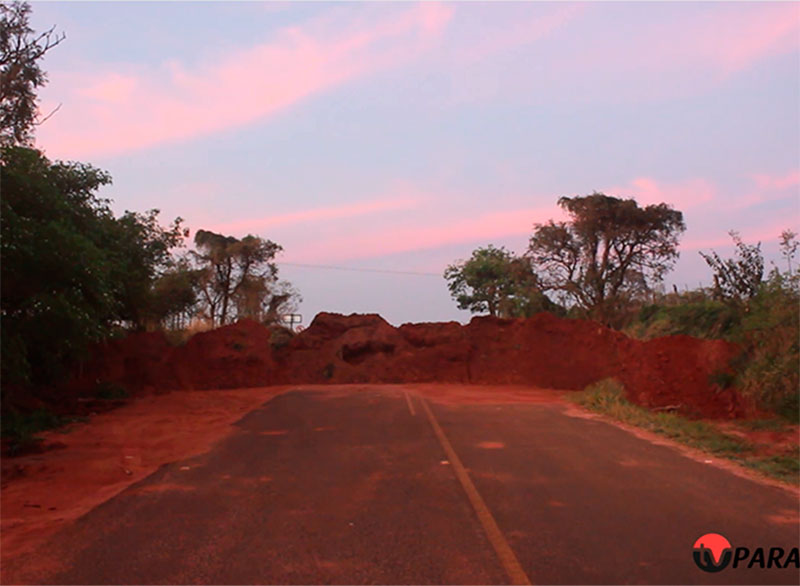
0, 3, 298, 392
444, 193, 686, 327
444, 196, 799, 420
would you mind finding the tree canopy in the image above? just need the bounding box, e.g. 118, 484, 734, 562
0, 146, 186, 385
527, 192, 685, 324
192, 229, 298, 326
443, 245, 558, 318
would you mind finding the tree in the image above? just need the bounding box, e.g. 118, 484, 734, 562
778, 229, 798, 277
103, 209, 187, 329
444, 245, 556, 317
700, 231, 764, 305
1, 1, 64, 146
192, 229, 296, 326
1, 146, 114, 385
527, 192, 685, 324
146, 258, 204, 330
0, 145, 186, 385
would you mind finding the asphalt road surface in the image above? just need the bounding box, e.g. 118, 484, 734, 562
4, 387, 799, 585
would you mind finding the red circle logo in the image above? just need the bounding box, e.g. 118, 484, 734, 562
693, 533, 733, 572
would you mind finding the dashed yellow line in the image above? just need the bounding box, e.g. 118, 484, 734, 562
420, 398, 532, 585
404, 390, 416, 416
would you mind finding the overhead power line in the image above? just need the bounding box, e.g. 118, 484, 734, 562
277, 261, 441, 277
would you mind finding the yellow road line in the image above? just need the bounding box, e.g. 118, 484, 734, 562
404, 390, 416, 416
420, 398, 532, 586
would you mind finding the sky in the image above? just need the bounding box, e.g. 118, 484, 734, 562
28, 1, 800, 326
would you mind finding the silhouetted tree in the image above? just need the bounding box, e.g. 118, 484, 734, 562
527, 192, 685, 324
1, 1, 64, 145
192, 229, 297, 326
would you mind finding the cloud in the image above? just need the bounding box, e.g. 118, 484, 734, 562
616, 3, 797, 77
682, 219, 799, 252
750, 170, 800, 192
696, 3, 800, 75
527, 3, 800, 102
607, 177, 716, 211
458, 3, 584, 63
207, 197, 423, 236
285, 204, 566, 263
728, 170, 800, 209
37, 3, 454, 160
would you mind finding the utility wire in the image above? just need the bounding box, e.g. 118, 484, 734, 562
277, 261, 441, 277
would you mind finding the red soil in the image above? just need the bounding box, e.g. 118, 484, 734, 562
67, 312, 745, 418
0, 387, 287, 565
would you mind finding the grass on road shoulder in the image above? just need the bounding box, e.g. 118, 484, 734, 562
567, 379, 799, 485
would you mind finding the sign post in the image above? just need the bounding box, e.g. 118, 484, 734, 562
282, 313, 303, 332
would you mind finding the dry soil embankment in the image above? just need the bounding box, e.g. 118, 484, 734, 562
70, 312, 743, 418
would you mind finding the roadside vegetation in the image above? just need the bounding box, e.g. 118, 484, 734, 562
626, 231, 799, 423
569, 379, 799, 485
0, 2, 300, 448
446, 199, 798, 425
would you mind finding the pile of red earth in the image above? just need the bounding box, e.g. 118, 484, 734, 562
68, 312, 744, 418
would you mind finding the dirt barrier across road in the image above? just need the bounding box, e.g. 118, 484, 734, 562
2, 385, 797, 585
67, 312, 744, 419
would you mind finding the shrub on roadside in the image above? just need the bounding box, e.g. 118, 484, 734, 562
733, 272, 799, 422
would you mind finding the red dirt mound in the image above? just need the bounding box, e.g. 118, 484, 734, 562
465, 314, 631, 389
68, 331, 175, 394
171, 319, 275, 390
618, 335, 742, 418
70, 319, 276, 394
278, 313, 471, 384
67, 312, 744, 418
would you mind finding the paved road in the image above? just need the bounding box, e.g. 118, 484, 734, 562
4, 387, 799, 585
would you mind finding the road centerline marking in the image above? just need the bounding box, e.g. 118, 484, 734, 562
419, 398, 532, 585
404, 390, 416, 416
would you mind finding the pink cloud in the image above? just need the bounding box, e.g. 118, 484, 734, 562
207, 197, 423, 236
695, 3, 800, 75
78, 73, 139, 104
632, 3, 798, 76
729, 170, 800, 209
750, 170, 800, 191
37, 3, 454, 159
285, 204, 566, 263
459, 3, 584, 63
544, 3, 799, 102
608, 177, 716, 211
683, 219, 800, 252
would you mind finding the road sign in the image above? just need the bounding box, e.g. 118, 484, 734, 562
282, 313, 302, 331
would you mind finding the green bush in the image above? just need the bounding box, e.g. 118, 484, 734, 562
733, 273, 799, 421
627, 298, 740, 340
